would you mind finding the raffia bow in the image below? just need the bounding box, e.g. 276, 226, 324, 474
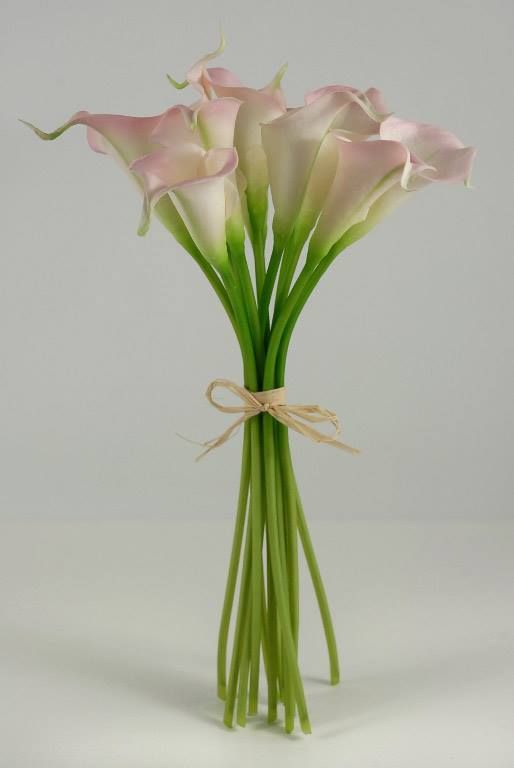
193, 378, 360, 460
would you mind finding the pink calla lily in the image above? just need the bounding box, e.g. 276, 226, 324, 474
261, 85, 389, 244
168, 36, 287, 238
151, 98, 242, 151
207, 73, 287, 234
308, 135, 411, 260
130, 144, 239, 270
379, 115, 476, 188
21, 110, 168, 164
23, 45, 477, 737
22, 100, 243, 267
309, 117, 476, 259
23, 45, 475, 289
21, 109, 202, 248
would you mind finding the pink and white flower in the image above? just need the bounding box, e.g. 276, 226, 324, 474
23, 40, 475, 272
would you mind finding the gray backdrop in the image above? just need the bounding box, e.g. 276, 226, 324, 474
2, 0, 513, 521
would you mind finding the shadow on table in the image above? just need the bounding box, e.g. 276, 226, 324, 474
3, 624, 512, 738
0, 623, 224, 728
306, 639, 513, 738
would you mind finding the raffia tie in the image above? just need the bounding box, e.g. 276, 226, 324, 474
195, 378, 360, 460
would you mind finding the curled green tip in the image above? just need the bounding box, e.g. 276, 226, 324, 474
272, 62, 288, 88
137, 211, 150, 237
167, 31, 226, 91
166, 74, 189, 90
19, 118, 68, 141
217, 29, 226, 55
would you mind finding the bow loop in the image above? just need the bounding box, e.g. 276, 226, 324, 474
194, 378, 359, 460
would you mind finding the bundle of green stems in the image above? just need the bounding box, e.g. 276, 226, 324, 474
188, 225, 354, 735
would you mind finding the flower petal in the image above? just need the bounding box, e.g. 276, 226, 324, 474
204, 75, 286, 234
380, 116, 476, 186
180, 32, 230, 96
339, 182, 411, 249
21, 110, 167, 165
305, 85, 389, 138
309, 136, 410, 260
131, 145, 238, 269
149, 105, 198, 148
170, 33, 243, 99
195, 97, 241, 149
261, 88, 387, 240
203, 66, 242, 89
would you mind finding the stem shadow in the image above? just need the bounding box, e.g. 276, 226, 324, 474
0, 623, 224, 728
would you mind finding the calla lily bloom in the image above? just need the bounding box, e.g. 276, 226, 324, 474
22, 99, 243, 267
169, 36, 287, 240
308, 135, 411, 261
131, 144, 239, 270
261, 85, 389, 245
309, 117, 476, 260
152, 98, 242, 151
22, 110, 170, 165
208, 73, 287, 239
379, 115, 476, 188
23, 44, 476, 737
21, 109, 200, 249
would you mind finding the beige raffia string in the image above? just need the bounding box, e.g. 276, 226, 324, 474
191, 378, 360, 460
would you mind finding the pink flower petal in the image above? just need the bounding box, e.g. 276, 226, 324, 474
130, 144, 238, 269
261, 88, 388, 241
309, 136, 410, 259
150, 105, 198, 148
195, 97, 242, 149
21, 110, 167, 165
380, 116, 476, 186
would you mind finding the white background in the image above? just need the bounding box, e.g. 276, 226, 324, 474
2, 0, 513, 522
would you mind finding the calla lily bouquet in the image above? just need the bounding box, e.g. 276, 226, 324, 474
24, 36, 475, 735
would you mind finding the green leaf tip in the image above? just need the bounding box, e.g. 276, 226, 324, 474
270, 62, 288, 90
166, 74, 189, 90
167, 30, 226, 91
19, 118, 68, 141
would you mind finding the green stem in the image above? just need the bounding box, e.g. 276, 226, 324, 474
184, 242, 238, 339
251, 228, 266, 300
228, 244, 264, 380
258, 242, 283, 340
220, 264, 259, 389
262, 413, 311, 733
264, 244, 345, 693
248, 416, 264, 714
217, 423, 251, 699
274, 238, 303, 318
278, 425, 299, 650
295, 476, 340, 685
274, 425, 288, 704
265, 522, 279, 722
276, 245, 346, 385
223, 499, 253, 728
263, 268, 311, 389
236, 597, 252, 726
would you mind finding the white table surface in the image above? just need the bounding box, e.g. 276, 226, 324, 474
1, 518, 513, 768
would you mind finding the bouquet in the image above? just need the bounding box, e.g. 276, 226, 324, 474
23, 36, 475, 734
